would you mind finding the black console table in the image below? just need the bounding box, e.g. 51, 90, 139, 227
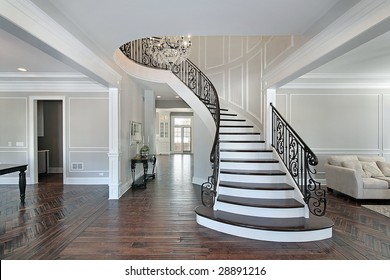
131, 155, 156, 188
0, 164, 28, 206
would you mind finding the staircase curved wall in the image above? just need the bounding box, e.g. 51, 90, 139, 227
114, 49, 216, 139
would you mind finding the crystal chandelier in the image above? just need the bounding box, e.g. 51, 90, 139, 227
146, 36, 192, 68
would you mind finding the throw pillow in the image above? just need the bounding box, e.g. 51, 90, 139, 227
358, 156, 385, 162
377, 161, 390, 177
341, 160, 368, 178
361, 161, 384, 178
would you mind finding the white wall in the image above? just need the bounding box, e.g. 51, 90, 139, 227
189, 36, 265, 132
276, 88, 390, 183
0, 91, 110, 184
192, 112, 213, 185
118, 75, 144, 196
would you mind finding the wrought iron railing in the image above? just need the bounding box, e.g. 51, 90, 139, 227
120, 38, 220, 207
270, 103, 326, 216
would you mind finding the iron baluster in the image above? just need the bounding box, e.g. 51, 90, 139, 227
120, 39, 220, 207
270, 103, 326, 216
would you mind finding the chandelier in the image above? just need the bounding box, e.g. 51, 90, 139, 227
146, 36, 192, 68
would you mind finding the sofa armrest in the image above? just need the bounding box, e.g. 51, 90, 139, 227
324, 163, 363, 198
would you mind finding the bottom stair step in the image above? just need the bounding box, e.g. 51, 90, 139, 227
195, 206, 334, 242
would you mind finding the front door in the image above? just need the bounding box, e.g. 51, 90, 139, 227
172, 116, 192, 153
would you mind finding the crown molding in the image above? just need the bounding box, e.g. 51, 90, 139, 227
281, 73, 390, 89
0, 0, 122, 87
263, 0, 390, 88
0, 80, 108, 92
0, 72, 87, 79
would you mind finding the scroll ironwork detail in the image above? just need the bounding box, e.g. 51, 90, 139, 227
120, 39, 220, 207
271, 103, 326, 216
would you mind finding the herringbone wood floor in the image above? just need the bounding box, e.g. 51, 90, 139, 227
1, 154, 389, 260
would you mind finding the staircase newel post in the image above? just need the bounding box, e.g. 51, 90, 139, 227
265, 89, 276, 149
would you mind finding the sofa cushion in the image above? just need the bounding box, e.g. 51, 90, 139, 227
372, 177, 390, 188
341, 160, 368, 178
377, 161, 390, 176
329, 155, 358, 166
358, 156, 385, 162
362, 178, 389, 189
361, 161, 384, 178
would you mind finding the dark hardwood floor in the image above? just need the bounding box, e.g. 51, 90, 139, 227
1, 154, 389, 260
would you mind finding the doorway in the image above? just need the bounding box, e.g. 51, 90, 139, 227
172, 116, 192, 153
37, 100, 63, 182
29, 96, 66, 184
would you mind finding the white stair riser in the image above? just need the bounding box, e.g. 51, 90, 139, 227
220, 142, 265, 150
220, 173, 286, 183
218, 187, 295, 199
220, 120, 247, 126
220, 161, 278, 170
220, 115, 239, 120
196, 215, 333, 242
220, 134, 261, 141
220, 151, 273, 160
220, 127, 254, 133
215, 201, 305, 218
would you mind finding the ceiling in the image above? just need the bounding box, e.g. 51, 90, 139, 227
1, 0, 390, 97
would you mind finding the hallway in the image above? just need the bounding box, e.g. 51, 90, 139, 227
0, 154, 389, 259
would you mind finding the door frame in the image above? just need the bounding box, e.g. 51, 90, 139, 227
28, 96, 66, 184
171, 116, 193, 153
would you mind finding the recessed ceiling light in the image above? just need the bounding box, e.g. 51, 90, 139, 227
156, 95, 161, 98
175, 96, 180, 99
17, 67, 27, 72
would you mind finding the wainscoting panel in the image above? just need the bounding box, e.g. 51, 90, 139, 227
383, 94, 390, 150
205, 37, 225, 70
69, 97, 109, 148
290, 93, 380, 150
68, 151, 109, 174
247, 36, 263, 53
228, 65, 244, 108
228, 37, 244, 63
246, 51, 262, 122
264, 36, 294, 70
207, 72, 225, 100
0, 97, 27, 148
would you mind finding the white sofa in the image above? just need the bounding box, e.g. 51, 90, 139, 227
324, 155, 390, 199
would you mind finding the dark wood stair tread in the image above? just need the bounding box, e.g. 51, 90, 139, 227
221, 125, 253, 128
220, 119, 246, 122
219, 181, 294, 191
217, 195, 303, 208
219, 132, 260, 135
220, 140, 265, 143
195, 206, 334, 231
220, 169, 285, 176
220, 113, 237, 116
221, 158, 278, 163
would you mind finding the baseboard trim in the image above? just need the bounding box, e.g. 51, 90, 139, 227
192, 176, 207, 186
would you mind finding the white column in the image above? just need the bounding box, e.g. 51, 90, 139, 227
108, 88, 121, 199
265, 88, 276, 149
143, 90, 156, 154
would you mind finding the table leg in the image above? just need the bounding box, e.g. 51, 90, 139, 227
143, 161, 148, 182
19, 170, 26, 206
131, 161, 136, 185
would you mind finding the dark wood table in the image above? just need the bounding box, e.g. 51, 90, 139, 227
130, 155, 156, 188
0, 164, 28, 205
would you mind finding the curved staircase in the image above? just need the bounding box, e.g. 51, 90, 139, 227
195, 108, 333, 242
117, 38, 333, 243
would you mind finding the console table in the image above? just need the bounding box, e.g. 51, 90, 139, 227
130, 155, 156, 188
0, 164, 28, 206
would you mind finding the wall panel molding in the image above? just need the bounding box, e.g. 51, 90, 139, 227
264, 36, 294, 70
228, 65, 244, 108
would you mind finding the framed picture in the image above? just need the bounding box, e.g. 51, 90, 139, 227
130, 121, 142, 145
